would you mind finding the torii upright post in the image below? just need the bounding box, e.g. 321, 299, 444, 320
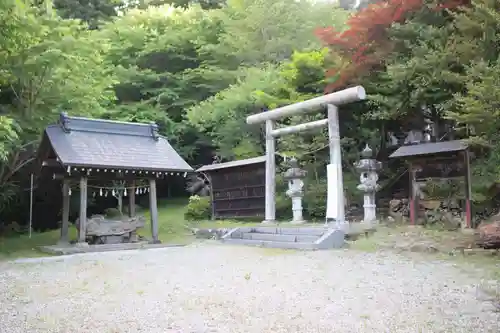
326, 104, 345, 230
246, 86, 366, 228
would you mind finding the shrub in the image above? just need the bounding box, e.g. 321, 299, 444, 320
276, 193, 292, 219
185, 195, 211, 221
304, 172, 363, 220
304, 178, 327, 220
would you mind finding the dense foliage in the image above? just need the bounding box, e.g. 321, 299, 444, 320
317, 0, 500, 202
184, 195, 211, 221
0, 0, 499, 228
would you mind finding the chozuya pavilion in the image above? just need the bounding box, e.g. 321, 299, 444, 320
36, 112, 193, 251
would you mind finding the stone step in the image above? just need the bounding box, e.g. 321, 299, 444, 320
222, 238, 318, 250
240, 232, 318, 243
221, 227, 345, 250
248, 227, 326, 236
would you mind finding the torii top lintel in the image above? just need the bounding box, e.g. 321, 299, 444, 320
245, 86, 366, 125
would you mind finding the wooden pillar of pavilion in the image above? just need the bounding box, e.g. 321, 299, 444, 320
128, 180, 138, 242
59, 179, 71, 244
463, 150, 472, 229
408, 162, 417, 226
128, 180, 136, 217
149, 178, 160, 243
77, 176, 88, 244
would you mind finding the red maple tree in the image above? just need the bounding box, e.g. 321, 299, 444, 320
316, 0, 469, 92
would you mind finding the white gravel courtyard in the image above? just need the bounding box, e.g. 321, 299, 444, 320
0, 242, 499, 333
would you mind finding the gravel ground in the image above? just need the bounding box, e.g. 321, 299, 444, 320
0, 242, 499, 333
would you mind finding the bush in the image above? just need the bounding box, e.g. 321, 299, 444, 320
304, 178, 327, 220
184, 195, 211, 221
343, 171, 363, 205
303, 172, 363, 220
276, 193, 292, 219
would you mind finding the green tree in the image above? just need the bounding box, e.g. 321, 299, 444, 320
97, 4, 226, 159
186, 64, 284, 159
0, 1, 116, 214
187, 48, 376, 214
342, 0, 500, 202
446, 0, 500, 200
211, 0, 348, 68
126, 0, 225, 10
52, 0, 124, 29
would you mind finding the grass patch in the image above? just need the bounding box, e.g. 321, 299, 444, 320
442, 251, 500, 309
349, 224, 500, 309
191, 220, 324, 229
140, 198, 192, 243
349, 223, 500, 301
0, 228, 75, 260
348, 224, 478, 253
349, 236, 380, 252
0, 198, 291, 260
193, 220, 261, 229
0, 198, 194, 260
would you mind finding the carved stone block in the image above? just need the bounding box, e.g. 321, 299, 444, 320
75, 215, 146, 245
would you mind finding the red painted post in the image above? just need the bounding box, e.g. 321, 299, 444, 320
464, 150, 472, 228
409, 163, 416, 225
465, 199, 472, 228
409, 199, 415, 225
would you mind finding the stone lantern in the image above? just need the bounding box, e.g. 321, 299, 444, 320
354, 145, 382, 226
283, 158, 307, 224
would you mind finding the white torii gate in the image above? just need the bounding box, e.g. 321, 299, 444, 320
246, 86, 366, 230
